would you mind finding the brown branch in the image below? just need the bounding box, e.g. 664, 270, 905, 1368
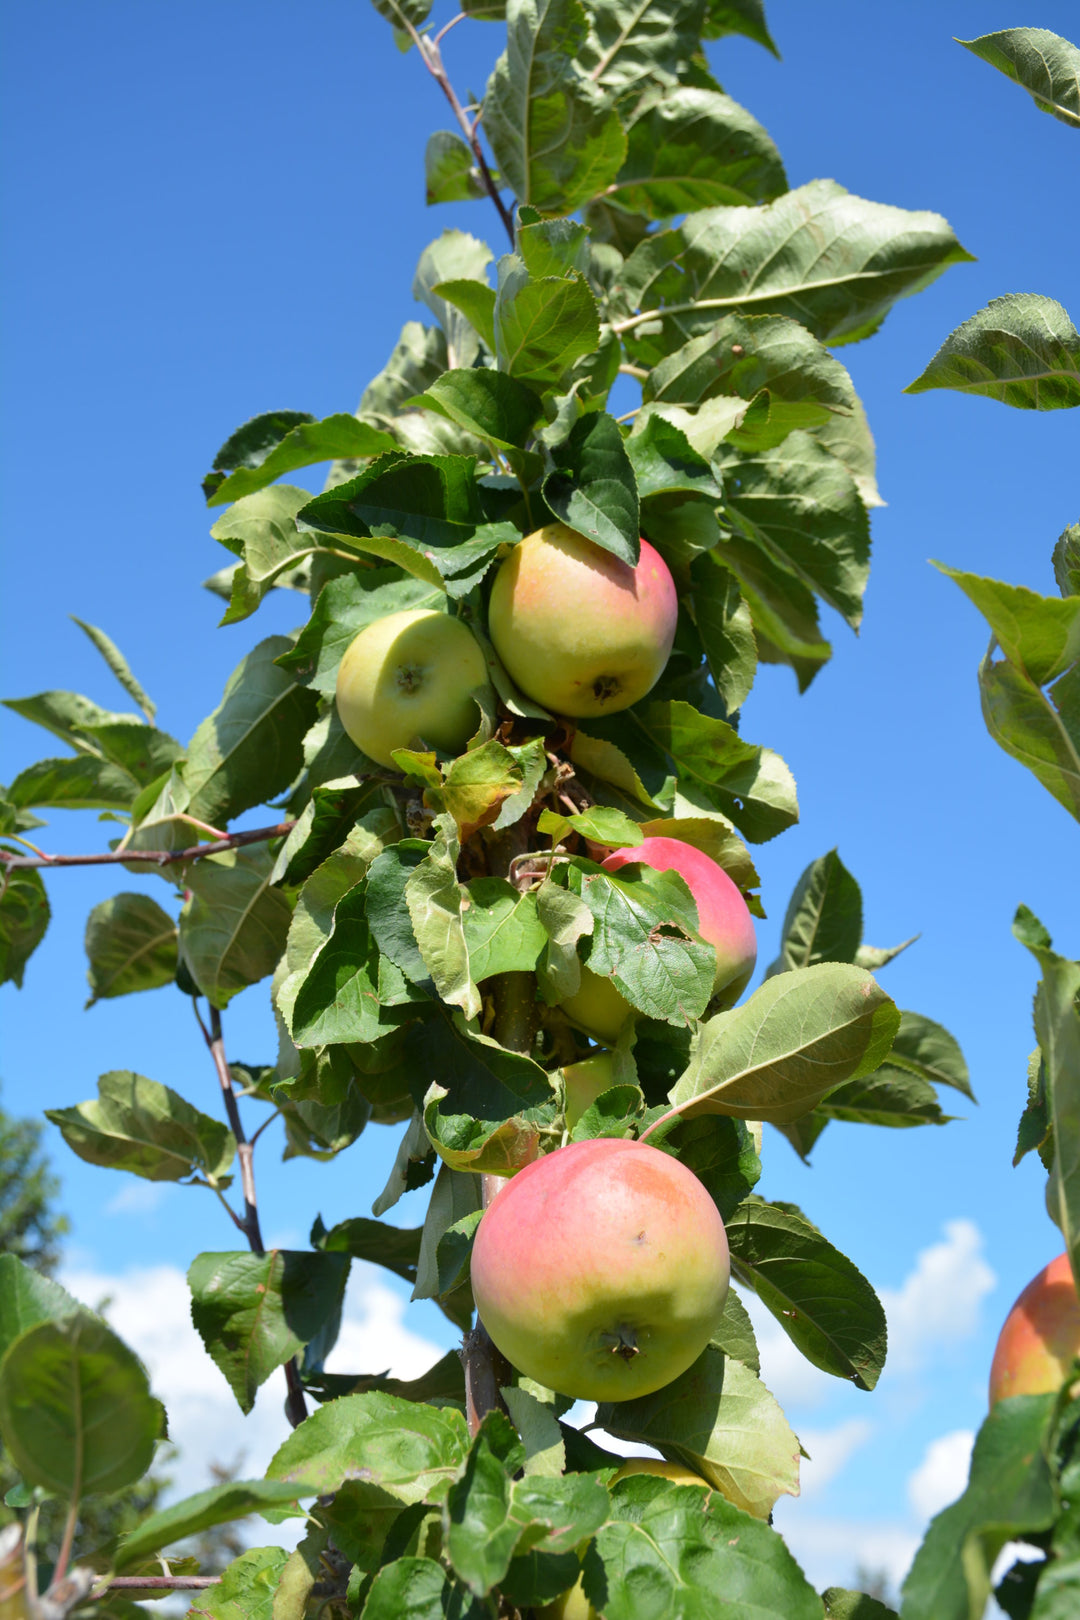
409, 28, 515, 245
107, 1577, 221, 1591
0, 820, 297, 872
195, 1002, 308, 1430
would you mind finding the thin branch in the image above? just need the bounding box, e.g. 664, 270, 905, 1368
250, 1107, 283, 1147
107, 1577, 221, 1591
433, 9, 466, 45
52, 1497, 79, 1588
618, 363, 649, 381
0, 820, 297, 873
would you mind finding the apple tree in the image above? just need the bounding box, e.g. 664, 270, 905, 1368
0, 2, 988, 1616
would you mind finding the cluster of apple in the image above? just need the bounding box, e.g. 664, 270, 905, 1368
335, 522, 759, 1424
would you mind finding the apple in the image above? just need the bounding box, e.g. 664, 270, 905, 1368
989, 1251, 1080, 1406
561, 837, 758, 1043
486, 522, 677, 717
562, 1052, 616, 1128
470, 1138, 729, 1403
335, 607, 487, 769
538, 1459, 708, 1619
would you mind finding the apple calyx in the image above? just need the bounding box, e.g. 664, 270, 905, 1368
601, 1325, 640, 1362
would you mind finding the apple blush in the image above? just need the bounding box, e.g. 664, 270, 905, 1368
470, 1137, 730, 1403
989, 1251, 1080, 1406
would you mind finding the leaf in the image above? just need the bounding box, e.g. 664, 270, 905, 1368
879, 1009, 973, 1101
599, 1347, 799, 1518
272, 784, 394, 889
900, 1394, 1056, 1620
543, 410, 640, 565
574, 860, 717, 1025
461, 878, 547, 981
493, 256, 601, 390
670, 961, 900, 1123
317, 1216, 422, 1288
0, 1256, 78, 1362
709, 1284, 759, 1372
84, 892, 177, 1006
413, 1162, 483, 1307
606, 88, 786, 219
425, 130, 487, 205
1021, 938, 1080, 1284
208, 487, 319, 624
484, 0, 626, 213
358, 321, 449, 439
0, 860, 49, 988
0, 1308, 161, 1495
188, 1249, 348, 1414
689, 554, 758, 714
206, 417, 396, 506
411, 369, 542, 451
289, 883, 387, 1048
627, 413, 723, 505
822, 1592, 898, 1620
1054, 521, 1080, 597
403, 1008, 555, 1138
959, 28, 1080, 130
298, 451, 482, 560
438, 741, 525, 841
702, 0, 778, 55
371, 1110, 436, 1218
726, 1196, 888, 1388
535, 880, 594, 1002
584, 1471, 822, 1617
46, 1070, 235, 1184
939, 562, 1080, 686
501, 1385, 566, 1476
183, 637, 319, 826
570, 727, 661, 813
413, 229, 493, 373
767, 850, 862, 976
663, 1111, 761, 1222
2, 687, 140, 751
70, 617, 157, 720
180, 847, 293, 1009
907, 295, 1080, 409
721, 434, 871, 628
979, 642, 1080, 820
615, 179, 973, 364
359, 1557, 484, 1620
6, 754, 143, 812
811, 389, 884, 509
537, 805, 644, 847
266, 1390, 470, 1498
116, 1480, 308, 1569
577, 0, 707, 94
405, 815, 480, 1019
716, 527, 832, 690
190, 1546, 290, 1620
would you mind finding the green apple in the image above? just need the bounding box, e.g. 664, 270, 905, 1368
486, 522, 677, 717
470, 1138, 729, 1403
989, 1251, 1080, 1405
562, 1052, 616, 1128
335, 607, 487, 768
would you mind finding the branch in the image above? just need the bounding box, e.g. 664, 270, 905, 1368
0, 820, 297, 873
106, 1577, 221, 1591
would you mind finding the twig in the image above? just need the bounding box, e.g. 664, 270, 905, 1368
107, 1577, 221, 1591
51, 1499, 79, 1588
194, 1001, 308, 1429
0, 820, 297, 873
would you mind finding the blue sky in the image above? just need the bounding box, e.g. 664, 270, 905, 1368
1, 0, 1078, 1597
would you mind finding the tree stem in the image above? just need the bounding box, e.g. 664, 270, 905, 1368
407, 25, 515, 245
0, 819, 297, 873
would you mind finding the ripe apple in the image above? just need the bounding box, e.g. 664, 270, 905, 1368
562, 1052, 616, 1128
989, 1251, 1080, 1406
470, 1138, 729, 1402
486, 522, 677, 717
561, 837, 758, 1043
335, 607, 487, 769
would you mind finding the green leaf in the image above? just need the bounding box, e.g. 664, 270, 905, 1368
0, 1308, 161, 1495
663, 1111, 761, 1222
768, 849, 862, 975
1020, 937, 1080, 1284
298, 451, 483, 557
959, 28, 1080, 130
484, 0, 626, 213
1054, 522, 1080, 597
671, 961, 900, 1123
6, 753, 143, 812
578, 0, 706, 94
716, 527, 832, 690
411, 369, 542, 452
584, 1471, 822, 1617
607, 88, 786, 219
535, 880, 594, 1002
0, 1255, 78, 1362
2, 688, 139, 753
461, 878, 547, 981
709, 1283, 759, 1372
290, 883, 389, 1048
822, 1591, 898, 1619
413, 1162, 484, 1303
46, 1069, 235, 1184
267, 1390, 470, 1498
599, 1347, 799, 1518
190, 1546, 290, 1620
615, 179, 973, 364
424, 1083, 553, 1176
70, 616, 157, 720
183, 637, 319, 826
879, 1009, 973, 1101
272, 784, 394, 890
627, 412, 723, 504
188, 1249, 348, 1414
501, 1385, 566, 1476
84, 892, 177, 1006
703, 0, 778, 55
939, 562, 1080, 686
0, 858, 49, 988
689, 553, 758, 714
811, 389, 884, 509
413, 230, 493, 373
208, 417, 396, 506
116, 1480, 307, 1569
359, 1556, 485, 1619
180, 846, 293, 1009
537, 805, 644, 847
404, 1007, 555, 1138
438, 740, 525, 841
543, 410, 640, 565
574, 860, 717, 1025
807, 1068, 953, 1132
726, 1196, 888, 1388
907, 295, 1080, 409
358, 321, 449, 437
493, 256, 601, 389
208, 486, 319, 624
405, 815, 480, 1019
369, 0, 433, 29
978, 640, 1080, 821
425, 130, 487, 205
901, 1394, 1056, 1620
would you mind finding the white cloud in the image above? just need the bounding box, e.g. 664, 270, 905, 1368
60, 1260, 446, 1501
771, 1507, 918, 1598
907, 1429, 974, 1520
880, 1219, 996, 1375
104, 1180, 171, 1216
797, 1419, 873, 1497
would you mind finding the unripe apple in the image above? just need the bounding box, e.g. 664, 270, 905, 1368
335, 607, 487, 769
471, 1138, 729, 1402
486, 523, 677, 717
561, 837, 757, 1043
989, 1251, 1080, 1406
562, 1052, 616, 1128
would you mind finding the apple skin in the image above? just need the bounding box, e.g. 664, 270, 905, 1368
486, 523, 677, 717
470, 1138, 729, 1403
989, 1251, 1080, 1406
561, 837, 758, 1044
335, 608, 487, 769
562, 1052, 616, 1128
